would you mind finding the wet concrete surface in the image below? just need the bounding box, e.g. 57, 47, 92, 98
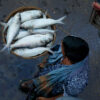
0, 0, 100, 100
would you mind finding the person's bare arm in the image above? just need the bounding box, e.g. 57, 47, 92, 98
37, 94, 63, 100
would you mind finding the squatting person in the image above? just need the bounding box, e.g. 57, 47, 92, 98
19, 36, 89, 100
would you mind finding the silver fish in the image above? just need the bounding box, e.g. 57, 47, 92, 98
13, 47, 53, 58
16, 29, 55, 40
15, 29, 31, 40
0, 10, 42, 32
10, 33, 54, 49
20, 10, 42, 22
21, 16, 66, 29
1, 13, 21, 51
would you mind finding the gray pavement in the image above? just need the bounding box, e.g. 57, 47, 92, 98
0, 0, 100, 100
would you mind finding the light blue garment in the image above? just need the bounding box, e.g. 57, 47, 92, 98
47, 57, 88, 86
47, 45, 63, 64
33, 44, 89, 96
35, 56, 88, 93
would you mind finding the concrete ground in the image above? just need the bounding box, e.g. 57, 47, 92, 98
0, 0, 100, 100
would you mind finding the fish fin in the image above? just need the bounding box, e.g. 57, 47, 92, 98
57, 16, 67, 24
0, 22, 6, 27
28, 29, 33, 34
0, 45, 8, 52
43, 10, 48, 19
0, 22, 8, 33
2, 25, 8, 33
45, 10, 48, 16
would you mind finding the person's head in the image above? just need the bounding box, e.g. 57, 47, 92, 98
61, 36, 89, 64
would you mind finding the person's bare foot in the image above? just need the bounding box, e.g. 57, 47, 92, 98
93, 2, 100, 10
21, 80, 33, 87
19, 80, 33, 93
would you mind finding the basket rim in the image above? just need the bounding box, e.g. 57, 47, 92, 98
3, 6, 56, 59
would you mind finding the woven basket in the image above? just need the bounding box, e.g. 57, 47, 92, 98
3, 6, 56, 59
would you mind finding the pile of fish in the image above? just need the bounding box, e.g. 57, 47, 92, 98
0, 9, 66, 58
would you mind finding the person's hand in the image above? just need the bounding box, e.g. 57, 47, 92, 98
92, 2, 100, 10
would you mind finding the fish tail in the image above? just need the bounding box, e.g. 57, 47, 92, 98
0, 45, 8, 52
56, 16, 67, 24
0, 22, 6, 27
47, 48, 54, 54
0, 22, 8, 33
44, 10, 48, 16
45, 10, 48, 15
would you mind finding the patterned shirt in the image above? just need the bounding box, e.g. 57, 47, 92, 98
36, 45, 89, 97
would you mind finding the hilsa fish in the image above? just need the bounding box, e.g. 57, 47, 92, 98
21, 16, 66, 29
10, 33, 54, 49
0, 10, 42, 33
15, 29, 55, 40
1, 13, 21, 51
20, 10, 42, 22
13, 47, 54, 58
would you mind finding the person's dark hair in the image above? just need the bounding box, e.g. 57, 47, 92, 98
62, 36, 89, 64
